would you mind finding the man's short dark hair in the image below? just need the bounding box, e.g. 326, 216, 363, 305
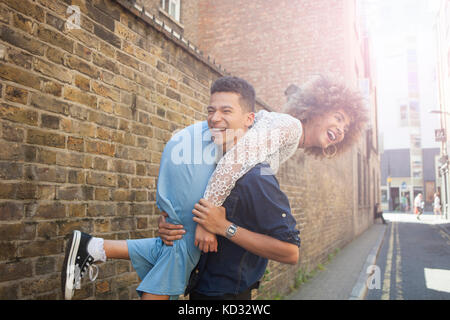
211, 76, 256, 112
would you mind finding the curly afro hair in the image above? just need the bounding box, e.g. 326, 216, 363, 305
283, 75, 368, 158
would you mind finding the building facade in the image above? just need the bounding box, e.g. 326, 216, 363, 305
139, 0, 381, 297
381, 148, 440, 212
372, 0, 442, 213
0, 0, 379, 299
434, 0, 450, 219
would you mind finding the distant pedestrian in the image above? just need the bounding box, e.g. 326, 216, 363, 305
414, 193, 424, 220
374, 203, 386, 224
433, 193, 442, 217
401, 195, 407, 212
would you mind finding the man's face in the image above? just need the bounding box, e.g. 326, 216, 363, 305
207, 92, 255, 152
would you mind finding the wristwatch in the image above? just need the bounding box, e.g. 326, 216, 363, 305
225, 223, 238, 239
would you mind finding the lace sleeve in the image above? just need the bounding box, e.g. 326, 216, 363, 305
203, 110, 302, 206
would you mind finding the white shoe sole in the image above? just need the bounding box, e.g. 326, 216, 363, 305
64, 230, 81, 300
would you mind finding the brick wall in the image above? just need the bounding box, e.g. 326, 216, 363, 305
184, 0, 380, 299
134, 0, 200, 44
0, 0, 225, 299
192, 0, 348, 111
0, 0, 379, 300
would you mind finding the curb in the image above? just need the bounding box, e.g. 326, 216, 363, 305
348, 223, 388, 300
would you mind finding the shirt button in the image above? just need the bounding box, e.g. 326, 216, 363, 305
281, 213, 286, 218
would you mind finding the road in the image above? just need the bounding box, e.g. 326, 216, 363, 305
366, 213, 450, 300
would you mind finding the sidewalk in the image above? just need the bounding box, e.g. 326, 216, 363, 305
287, 222, 387, 300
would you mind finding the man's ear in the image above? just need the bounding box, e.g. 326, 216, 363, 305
245, 112, 255, 128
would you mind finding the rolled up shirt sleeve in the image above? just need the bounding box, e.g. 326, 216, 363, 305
238, 164, 301, 247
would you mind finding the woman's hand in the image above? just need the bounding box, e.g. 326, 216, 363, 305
157, 211, 185, 246
192, 199, 228, 237
194, 224, 218, 253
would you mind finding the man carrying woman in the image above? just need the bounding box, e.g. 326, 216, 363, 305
62, 75, 367, 300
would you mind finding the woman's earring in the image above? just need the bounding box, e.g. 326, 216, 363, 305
322, 144, 337, 158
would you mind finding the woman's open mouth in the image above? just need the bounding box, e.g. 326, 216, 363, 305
327, 129, 336, 142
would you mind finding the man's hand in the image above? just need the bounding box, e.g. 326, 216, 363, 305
157, 211, 185, 246
195, 224, 218, 253
192, 199, 228, 236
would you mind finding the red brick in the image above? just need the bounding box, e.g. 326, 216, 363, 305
5, 85, 28, 104
0, 260, 32, 282
0, 103, 38, 126
27, 129, 66, 148
0, 202, 24, 220
86, 140, 115, 157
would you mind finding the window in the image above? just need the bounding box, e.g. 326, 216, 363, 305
358, 152, 362, 206
373, 169, 377, 205
411, 155, 422, 168
381, 189, 388, 203
407, 49, 417, 64
409, 100, 419, 112
399, 104, 408, 126
161, 0, 180, 22
410, 134, 421, 149
412, 160, 422, 167
364, 162, 369, 206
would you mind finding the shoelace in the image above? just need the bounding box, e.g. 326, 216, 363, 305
74, 263, 99, 289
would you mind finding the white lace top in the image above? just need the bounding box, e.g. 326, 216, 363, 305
203, 110, 302, 206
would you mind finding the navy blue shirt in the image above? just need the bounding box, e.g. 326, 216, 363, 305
188, 163, 300, 297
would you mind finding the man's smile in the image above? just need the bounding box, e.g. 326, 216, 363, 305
210, 128, 227, 132
210, 127, 227, 142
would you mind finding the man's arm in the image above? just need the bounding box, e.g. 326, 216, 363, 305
230, 227, 299, 265
192, 199, 299, 265
157, 212, 185, 246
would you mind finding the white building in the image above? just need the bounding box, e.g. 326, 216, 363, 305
365, 0, 441, 210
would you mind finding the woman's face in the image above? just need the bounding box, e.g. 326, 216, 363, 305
307, 109, 351, 149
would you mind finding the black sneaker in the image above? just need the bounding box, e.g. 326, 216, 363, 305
61, 230, 98, 300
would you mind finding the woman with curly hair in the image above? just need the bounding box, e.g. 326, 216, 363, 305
199, 74, 369, 208
282, 75, 368, 158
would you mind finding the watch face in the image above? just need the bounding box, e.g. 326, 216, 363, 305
226, 224, 237, 238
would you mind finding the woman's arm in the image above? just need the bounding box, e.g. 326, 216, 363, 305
204, 110, 302, 207
195, 111, 302, 253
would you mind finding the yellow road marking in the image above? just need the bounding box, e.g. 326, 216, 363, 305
381, 222, 395, 300
395, 222, 403, 299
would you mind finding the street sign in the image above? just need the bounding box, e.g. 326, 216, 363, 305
435, 129, 446, 142
401, 182, 407, 190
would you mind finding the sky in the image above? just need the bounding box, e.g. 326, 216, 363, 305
362, 0, 442, 150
